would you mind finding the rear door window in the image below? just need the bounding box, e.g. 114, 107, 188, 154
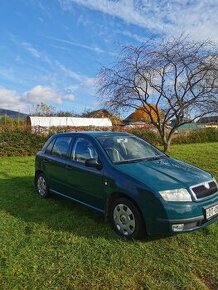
45, 138, 56, 154
51, 136, 72, 158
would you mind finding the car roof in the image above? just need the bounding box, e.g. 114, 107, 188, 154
52, 131, 132, 138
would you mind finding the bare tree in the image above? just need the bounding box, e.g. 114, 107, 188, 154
31, 102, 77, 117
55, 111, 78, 117
31, 102, 55, 116
98, 36, 218, 152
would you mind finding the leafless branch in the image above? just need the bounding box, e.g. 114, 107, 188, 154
97, 36, 218, 152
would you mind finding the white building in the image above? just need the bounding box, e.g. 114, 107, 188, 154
27, 116, 112, 128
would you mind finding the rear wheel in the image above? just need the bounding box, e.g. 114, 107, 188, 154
36, 173, 49, 198
110, 197, 145, 239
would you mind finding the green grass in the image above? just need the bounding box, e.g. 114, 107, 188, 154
0, 143, 218, 290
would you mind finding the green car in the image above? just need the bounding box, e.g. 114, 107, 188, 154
35, 131, 218, 239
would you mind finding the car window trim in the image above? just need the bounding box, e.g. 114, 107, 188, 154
67, 136, 76, 159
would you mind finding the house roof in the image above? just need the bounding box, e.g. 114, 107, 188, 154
197, 116, 218, 123
123, 113, 134, 123
123, 113, 152, 124
0, 108, 27, 119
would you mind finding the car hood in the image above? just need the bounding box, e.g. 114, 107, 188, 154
116, 157, 212, 192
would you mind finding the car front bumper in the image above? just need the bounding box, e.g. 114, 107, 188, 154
157, 213, 218, 233
144, 193, 218, 235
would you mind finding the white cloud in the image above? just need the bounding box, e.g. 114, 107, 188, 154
59, 0, 218, 42
0, 87, 26, 112
24, 85, 63, 104
20, 41, 53, 66
52, 62, 98, 96
0, 85, 76, 113
59, 0, 158, 30
82, 77, 97, 89
55, 61, 86, 82
21, 42, 41, 58
46, 36, 117, 55
118, 30, 148, 43
63, 94, 76, 101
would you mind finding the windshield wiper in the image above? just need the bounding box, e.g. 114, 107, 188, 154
114, 155, 166, 164
114, 158, 146, 164
145, 155, 166, 161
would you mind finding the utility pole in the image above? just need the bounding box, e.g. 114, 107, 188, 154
18, 111, 20, 127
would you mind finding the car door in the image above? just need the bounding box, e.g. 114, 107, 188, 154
64, 136, 105, 210
43, 135, 73, 194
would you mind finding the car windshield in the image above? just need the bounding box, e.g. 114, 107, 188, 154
97, 135, 165, 164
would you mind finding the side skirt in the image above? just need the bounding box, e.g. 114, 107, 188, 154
50, 189, 105, 214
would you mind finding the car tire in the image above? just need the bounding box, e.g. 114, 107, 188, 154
36, 173, 49, 198
110, 197, 146, 240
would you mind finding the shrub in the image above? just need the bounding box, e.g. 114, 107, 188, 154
0, 126, 46, 157
124, 127, 218, 146
172, 128, 218, 144
124, 128, 161, 145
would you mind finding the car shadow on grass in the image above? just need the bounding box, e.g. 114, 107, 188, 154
0, 176, 170, 242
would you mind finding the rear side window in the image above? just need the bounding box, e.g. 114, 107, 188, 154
51, 136, 72, 158
45, 138, 56, 154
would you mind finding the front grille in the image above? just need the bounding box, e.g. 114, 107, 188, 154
191, 181, 218, 199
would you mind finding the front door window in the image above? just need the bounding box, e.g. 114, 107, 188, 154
72, 137, 98, 163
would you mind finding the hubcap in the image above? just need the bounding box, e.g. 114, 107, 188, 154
113, 204, 136, 236
37, 176, 47, 196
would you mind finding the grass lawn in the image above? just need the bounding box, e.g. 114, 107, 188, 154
0, 142, 218, 290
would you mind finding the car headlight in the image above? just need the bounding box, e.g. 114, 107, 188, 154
159, 188, 192, 202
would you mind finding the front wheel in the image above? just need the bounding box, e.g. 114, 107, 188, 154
36, 173, 49, 198
110, 197, 145, 240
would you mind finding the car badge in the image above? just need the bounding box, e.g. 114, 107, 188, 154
204, 182, 210, 189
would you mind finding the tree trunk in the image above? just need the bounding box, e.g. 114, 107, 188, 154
163, 133, 174, 153
163, 141, 170, 153
160, 132, 170, 153
158, 127, 173, 154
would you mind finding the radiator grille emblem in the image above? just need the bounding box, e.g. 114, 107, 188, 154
204, 182, 210, 189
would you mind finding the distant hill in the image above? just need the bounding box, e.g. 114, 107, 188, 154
0, 108, 27, 120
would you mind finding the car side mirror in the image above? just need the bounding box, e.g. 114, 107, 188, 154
85, 158, 102, 170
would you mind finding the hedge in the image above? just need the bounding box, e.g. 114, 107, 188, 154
123, 128, 161, 145
0, 126, 217, 157
0, 126, 46, 157
172, 128, 218, 144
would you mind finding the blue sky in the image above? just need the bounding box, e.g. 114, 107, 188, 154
0, 0, 217, 114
